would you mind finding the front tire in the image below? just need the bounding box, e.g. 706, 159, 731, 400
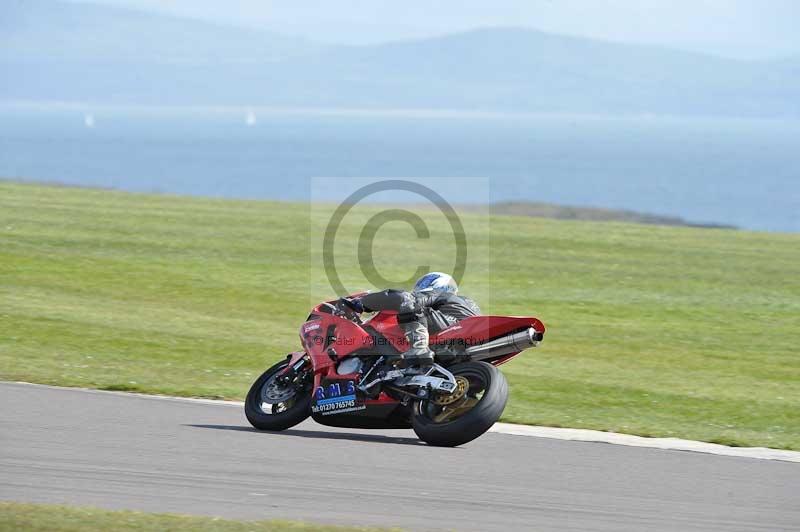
245, 360, 312, 431
412, 361, 508, 447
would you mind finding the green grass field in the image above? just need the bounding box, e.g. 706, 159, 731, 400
0, 502, 394, 532
1, 181, 798, 449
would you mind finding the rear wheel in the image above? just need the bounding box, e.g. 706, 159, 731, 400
245, 360, 312, 431
412, 361, 508, 447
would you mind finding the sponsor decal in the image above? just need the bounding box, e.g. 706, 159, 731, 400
311, 378, 366, 416
303, 322, 321, 333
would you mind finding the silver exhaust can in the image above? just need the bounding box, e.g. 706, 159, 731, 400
465, 328, 541, 361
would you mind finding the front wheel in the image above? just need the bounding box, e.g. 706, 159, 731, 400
245, 360, 312, 431
412, 361, 508, 447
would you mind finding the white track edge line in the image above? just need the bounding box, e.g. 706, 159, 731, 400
7, 381, 800, 463
488, 423, 800, 463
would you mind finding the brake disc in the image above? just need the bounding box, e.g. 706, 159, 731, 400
431, 376, 469, 406
261, 377, 296, 403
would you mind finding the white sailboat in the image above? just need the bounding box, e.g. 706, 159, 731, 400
245, 109, 257, 126
84, 113, 95, 128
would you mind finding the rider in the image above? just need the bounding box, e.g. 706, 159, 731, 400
343, 272, 481, 368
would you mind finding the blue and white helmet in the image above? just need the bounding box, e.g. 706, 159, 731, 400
413, 272, 458, 295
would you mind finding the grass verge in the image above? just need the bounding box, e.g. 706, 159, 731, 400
0, 502, 394, 532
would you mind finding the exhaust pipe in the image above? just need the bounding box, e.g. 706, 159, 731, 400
465, 328, 543, 361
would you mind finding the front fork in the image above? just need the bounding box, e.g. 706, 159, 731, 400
278, 351, 310, 384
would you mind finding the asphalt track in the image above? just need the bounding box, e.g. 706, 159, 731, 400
1, 383, 798, 531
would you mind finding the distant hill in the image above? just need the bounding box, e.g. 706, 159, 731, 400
0, 0, 317, 63
280, 27, 799, 116
486, 202, 737, 229
414, 200, 735, 229
2, 1, 799, 117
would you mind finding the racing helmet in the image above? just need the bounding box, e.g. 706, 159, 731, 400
413, 272, 458, 295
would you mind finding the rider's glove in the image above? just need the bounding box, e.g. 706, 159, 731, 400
413, 292, 440, 312
338, 297, 364, 313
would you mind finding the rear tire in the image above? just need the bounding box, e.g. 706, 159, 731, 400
412, 361, 508, 447
245, 360, 311, 431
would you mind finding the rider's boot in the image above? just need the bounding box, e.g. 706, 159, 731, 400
395, 321, 434, 369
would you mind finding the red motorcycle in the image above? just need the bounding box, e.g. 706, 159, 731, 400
245, 296, 545, 446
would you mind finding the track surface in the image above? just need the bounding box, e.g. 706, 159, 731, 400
1, 383, 798, 531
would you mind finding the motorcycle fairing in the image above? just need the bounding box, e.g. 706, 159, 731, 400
299, 298, 545, 429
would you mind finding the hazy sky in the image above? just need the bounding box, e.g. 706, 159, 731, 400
74, 0, 800, 59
